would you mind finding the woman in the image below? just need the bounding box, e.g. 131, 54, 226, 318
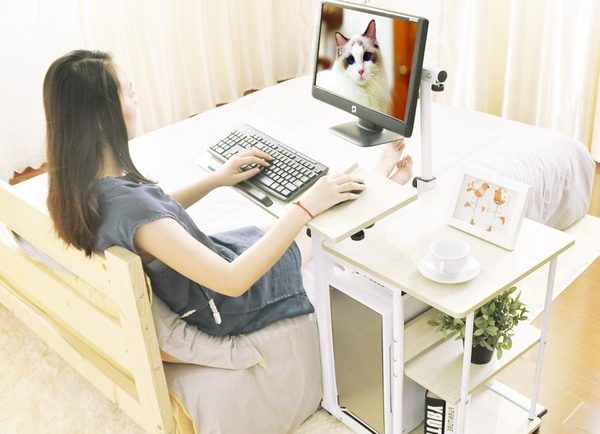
44, 49, 370, 337
43, 49, 410, 340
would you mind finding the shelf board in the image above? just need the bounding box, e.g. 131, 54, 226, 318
404, 307, 452, 362
405, 321, 540, 403
409, 386, 541, 434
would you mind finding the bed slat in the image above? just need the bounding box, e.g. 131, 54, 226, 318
0, 179, 177, 433
0, 278, 142, 426
107, 247, 175, 434
0, 180, 113, 298
0, 241, 131, 371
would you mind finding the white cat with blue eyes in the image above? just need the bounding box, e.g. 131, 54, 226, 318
318, 19, 391, 114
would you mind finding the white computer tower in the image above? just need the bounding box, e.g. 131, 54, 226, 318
330, 271, 429, 433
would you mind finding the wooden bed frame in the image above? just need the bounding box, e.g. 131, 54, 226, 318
0, 179, 180, 433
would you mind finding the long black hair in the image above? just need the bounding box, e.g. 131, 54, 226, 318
44, 49, 152, 256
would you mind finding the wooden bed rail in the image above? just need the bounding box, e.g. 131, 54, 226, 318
0, 180, 176, 433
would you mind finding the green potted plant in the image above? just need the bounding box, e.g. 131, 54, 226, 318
427, 286, 529, 364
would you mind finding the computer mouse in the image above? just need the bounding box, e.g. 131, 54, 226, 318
351, 180, 366, 195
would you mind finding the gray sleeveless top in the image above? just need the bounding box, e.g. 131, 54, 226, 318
92, 176, 313, 336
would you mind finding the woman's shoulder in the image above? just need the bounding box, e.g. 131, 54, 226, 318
95, 176, 162, 198
95, 175, 154, 190
94, 176, 176, 214
93, 176, 184, 252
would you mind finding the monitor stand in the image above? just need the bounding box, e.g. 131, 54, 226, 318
330, 119, 402, 147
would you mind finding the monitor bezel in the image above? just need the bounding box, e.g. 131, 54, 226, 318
311, 0, 428, 138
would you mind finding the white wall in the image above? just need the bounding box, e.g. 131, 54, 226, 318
0, 2, 87, 180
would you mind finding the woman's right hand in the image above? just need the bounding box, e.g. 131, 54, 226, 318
214, 148, 273, 186
297, 174, 366, 217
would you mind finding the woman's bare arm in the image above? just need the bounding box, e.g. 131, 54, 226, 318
169, 148, 272, 208
168, 171, 224, 208
135, 174, 365, 297
134, 205, 310, 297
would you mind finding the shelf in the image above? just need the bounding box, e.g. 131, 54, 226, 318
322, 181, 575, 318
404, 307, 451, 362
404, 312, 540, 403
409, 386, 541, 434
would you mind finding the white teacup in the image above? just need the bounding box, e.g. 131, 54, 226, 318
430, 239, 471, 277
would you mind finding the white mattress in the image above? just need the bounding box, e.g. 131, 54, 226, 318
426, 103, 595, 229
176, 77, 595, 233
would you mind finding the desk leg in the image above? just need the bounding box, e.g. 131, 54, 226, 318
529, 256, 557, 419
392, 291, 405, 434
457, 311, 474, 434
311, 233, 338, 412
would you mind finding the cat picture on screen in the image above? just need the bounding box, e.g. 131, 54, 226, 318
317, 19, 391, 114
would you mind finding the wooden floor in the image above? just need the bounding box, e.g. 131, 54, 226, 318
497, 162, 600, 434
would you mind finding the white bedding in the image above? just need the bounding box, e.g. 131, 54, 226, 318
137, 76, 594, 234
426, 104, 595, 229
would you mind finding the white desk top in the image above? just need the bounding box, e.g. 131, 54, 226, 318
197, 150, 417, 242
323, 170, 575, 318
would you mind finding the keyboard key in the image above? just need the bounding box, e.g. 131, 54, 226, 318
256, 174, 275, 187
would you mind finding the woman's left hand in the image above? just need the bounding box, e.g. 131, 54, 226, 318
214, 148, 273, 186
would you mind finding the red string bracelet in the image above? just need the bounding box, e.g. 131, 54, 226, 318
293, 200, 314, 220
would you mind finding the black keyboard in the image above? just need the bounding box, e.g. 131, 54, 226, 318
208, 124, 329, 201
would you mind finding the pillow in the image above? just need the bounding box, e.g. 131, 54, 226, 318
163, 313, 322, 434
11, 234, 263, 369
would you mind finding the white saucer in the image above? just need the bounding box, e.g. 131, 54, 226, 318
418, 254, 481, 284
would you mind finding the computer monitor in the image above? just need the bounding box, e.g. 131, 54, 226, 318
312, 1, 428, 147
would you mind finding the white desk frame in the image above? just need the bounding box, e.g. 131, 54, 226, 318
121, 74, 573, 434
414, 65, 443, 195
193, 105, 568, 434
308, 66, 572, 433
315, 196, 573, 434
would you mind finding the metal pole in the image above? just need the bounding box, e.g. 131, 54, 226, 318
457, 311, 474, 434
311, 232, 338, 411
529, 257, 557, 419
392, 291, 405, 433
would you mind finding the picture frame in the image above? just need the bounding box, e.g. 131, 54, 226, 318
447, 168, 531, 250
